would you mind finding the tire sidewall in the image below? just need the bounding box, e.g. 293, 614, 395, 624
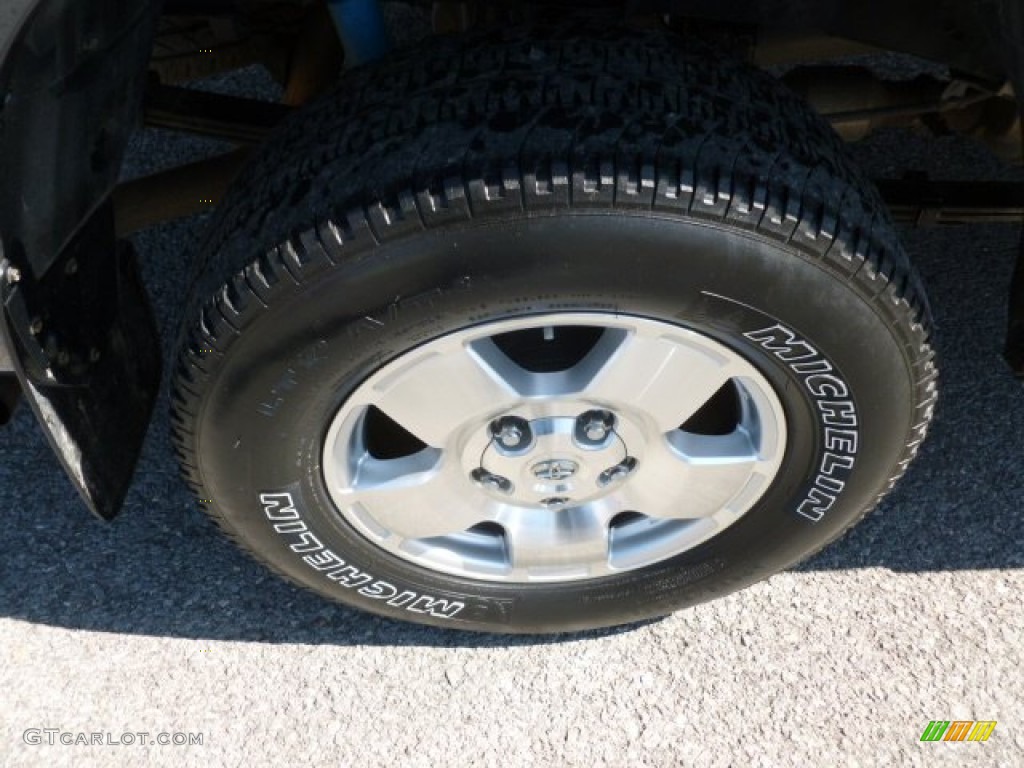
197, 211, 912, 632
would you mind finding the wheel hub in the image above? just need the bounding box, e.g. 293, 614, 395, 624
470, 412, 639, 509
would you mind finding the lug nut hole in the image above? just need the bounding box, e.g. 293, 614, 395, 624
472, 468, 513, 494
489, 415, 533, 453
598, 456, 638, 487
575, 409, 616, 447
540, 497, 571, 508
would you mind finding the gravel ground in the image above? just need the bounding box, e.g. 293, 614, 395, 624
1, 69, 1023, 767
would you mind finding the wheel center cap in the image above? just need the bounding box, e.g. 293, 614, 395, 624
531, 458, 579, 482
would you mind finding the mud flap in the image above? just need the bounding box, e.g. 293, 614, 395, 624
1009, 239, 1024, 377
0, 202, 161, 519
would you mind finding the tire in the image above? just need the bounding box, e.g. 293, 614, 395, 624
171, 22, 937, 633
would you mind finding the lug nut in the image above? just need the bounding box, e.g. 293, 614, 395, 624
471, 468, 513, 495
540, 497, 571, 508
490, 416, 532, 453
575, 409, 616, 447
598, 456, 638, 487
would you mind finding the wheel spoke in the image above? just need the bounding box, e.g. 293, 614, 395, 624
362, 342, 520, 447
580, 328, 738, 432
341, 456, 489, 540
500, 508, 611, 576
620, 431, 760, 520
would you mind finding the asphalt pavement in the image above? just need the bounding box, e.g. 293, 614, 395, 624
1, 72, 1023, 767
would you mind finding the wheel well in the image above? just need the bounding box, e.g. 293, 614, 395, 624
0, 0, 1020, 521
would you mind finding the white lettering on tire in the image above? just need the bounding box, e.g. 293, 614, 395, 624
258, 492, 465, 618
744, 324, 860, 522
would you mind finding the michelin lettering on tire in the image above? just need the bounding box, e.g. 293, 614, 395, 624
260, 492, 465, 620
743, 323, 859, 523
